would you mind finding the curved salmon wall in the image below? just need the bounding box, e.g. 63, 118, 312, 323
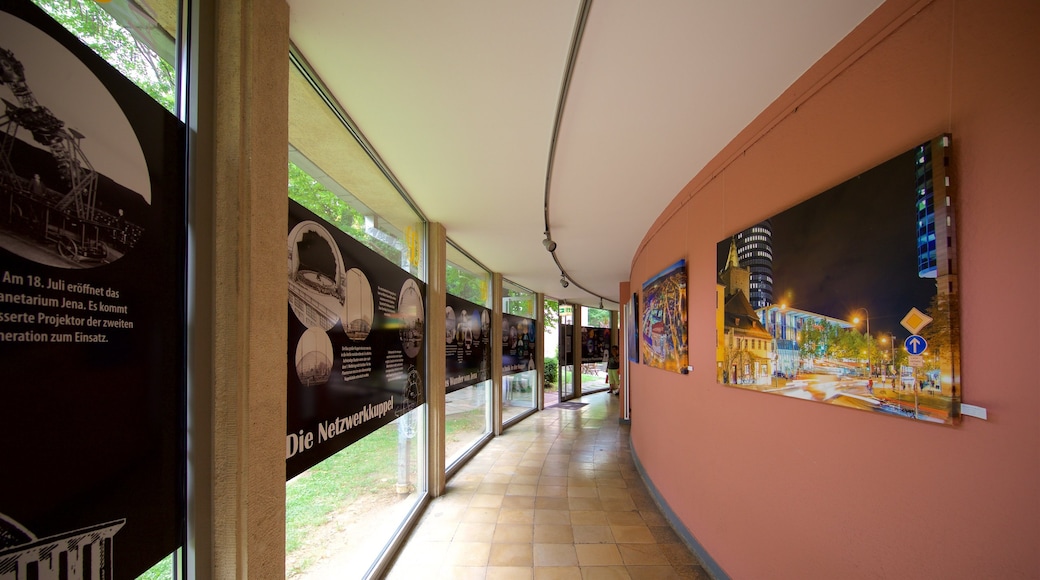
627, 0, 1039, 578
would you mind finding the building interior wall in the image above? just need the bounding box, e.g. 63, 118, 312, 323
627, 0, 1040, 577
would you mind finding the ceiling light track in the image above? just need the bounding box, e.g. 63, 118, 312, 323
542, 0, 614, 308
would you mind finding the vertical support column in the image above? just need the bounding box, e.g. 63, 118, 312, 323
190, 0, 289, 577
619, 282, 632, 423
536, 293, 545, 411
491, 274, 503, 435
426, 222, 447, 496
573, 304, 582, 398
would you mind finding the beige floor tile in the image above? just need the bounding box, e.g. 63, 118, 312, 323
478, 483, 510, 495
487, 566, 535, 580
606, 511, 645, 526
507, 483, 538, 496
484, 472, 513, 484
568, 497, 603, 511
572, 525, 615, 544
569, 510, 607, 526
455, 522, 497, 542
599, 498, 636, 512
575, 544, 623, 566
567, 486, 599, 498
647, 526, 680, 544
445, 541, 492, 567
533, 524, 574, 543
439, 565, 489, 579
625, 565, 683, 579
533, 543, 579, 567
638, 510, 668, 526
657, 544, 698, 566
473, 493, 506, 508
499, 508, 536, 525
383, 393, 701, 580
534, 509, 571, 525
598, 487, 632, 500
617, 543, 669, 566
536, 496, 571, 510
671, 565, 711, 579
464, 507, 503, 523
489, 543, 534, 566
534, 566, 583, 580
610, 525, 655, 544
579, 565, 631, 579
494, 523, 535, 543
413, 521, 459, 541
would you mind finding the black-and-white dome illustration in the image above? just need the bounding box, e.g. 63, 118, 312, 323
445, 306, 456, 344
295, 327, 333, 387
398, 279, 424, 359
287, 220, 345, 331
342, 267, 373, 341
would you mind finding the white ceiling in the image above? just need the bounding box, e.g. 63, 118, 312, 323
287, 0, 883, 308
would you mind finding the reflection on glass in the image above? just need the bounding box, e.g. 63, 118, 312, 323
286, 408, 425, 579
580, 361, 608, 393
32, 0, 178, 113
503, 369, 537, 424
446, 381, 491, 466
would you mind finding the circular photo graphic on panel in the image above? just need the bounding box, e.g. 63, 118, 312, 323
0, 13, 151, 268
294, 327, 333, 387
398, 278, 424, 358
343, 267, 373, 341
287, 220, 345, 331
445, 306, 456, 344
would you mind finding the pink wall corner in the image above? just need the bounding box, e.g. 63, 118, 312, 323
628, 0, 1040, 578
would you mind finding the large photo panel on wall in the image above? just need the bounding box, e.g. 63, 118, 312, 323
502, 312, 536, 376
715, 135, 961, 425
0, 3, 186, 577
445, 293, 491, 393
287, 200, 426, 480
640, 259, 688, 373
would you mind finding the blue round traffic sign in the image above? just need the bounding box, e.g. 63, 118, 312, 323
905, 335, 928, 355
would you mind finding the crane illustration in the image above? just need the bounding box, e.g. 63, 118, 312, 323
0, 45, 131, 263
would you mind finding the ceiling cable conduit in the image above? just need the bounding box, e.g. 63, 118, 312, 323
542, 0, 614, 308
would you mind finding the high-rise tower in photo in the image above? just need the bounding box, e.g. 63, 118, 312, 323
915, 134, 959, 399
735, 220, 774, 309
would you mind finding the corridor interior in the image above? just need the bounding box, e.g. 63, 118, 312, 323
384, 392, 710, 579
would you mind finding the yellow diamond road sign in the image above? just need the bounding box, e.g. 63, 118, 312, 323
901, 307, 933, 335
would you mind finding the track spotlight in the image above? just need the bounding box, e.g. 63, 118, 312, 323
542, 233, 557, 252
599, 298, 604, 309
560, 276, 569, 288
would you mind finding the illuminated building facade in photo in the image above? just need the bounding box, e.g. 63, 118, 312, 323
915, 135, 960, 398
718, 240, 774, 385
735, 220, 774, 310
756, 304, 855, 378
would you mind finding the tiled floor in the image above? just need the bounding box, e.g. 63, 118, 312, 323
386, 392, 710, 580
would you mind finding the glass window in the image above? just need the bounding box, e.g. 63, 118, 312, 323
579, 306, 612, 393
32, 0, 178, 113
286, 56, 427, 579
22, 2, 183, 578
503, 279, 535, 319
445, 243, 492, 468
447, 243, 489, 306
502, 280, 537, 425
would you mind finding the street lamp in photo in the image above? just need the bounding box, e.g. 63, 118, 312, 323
879, 334, 896, 378
851, 308, 871, 376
